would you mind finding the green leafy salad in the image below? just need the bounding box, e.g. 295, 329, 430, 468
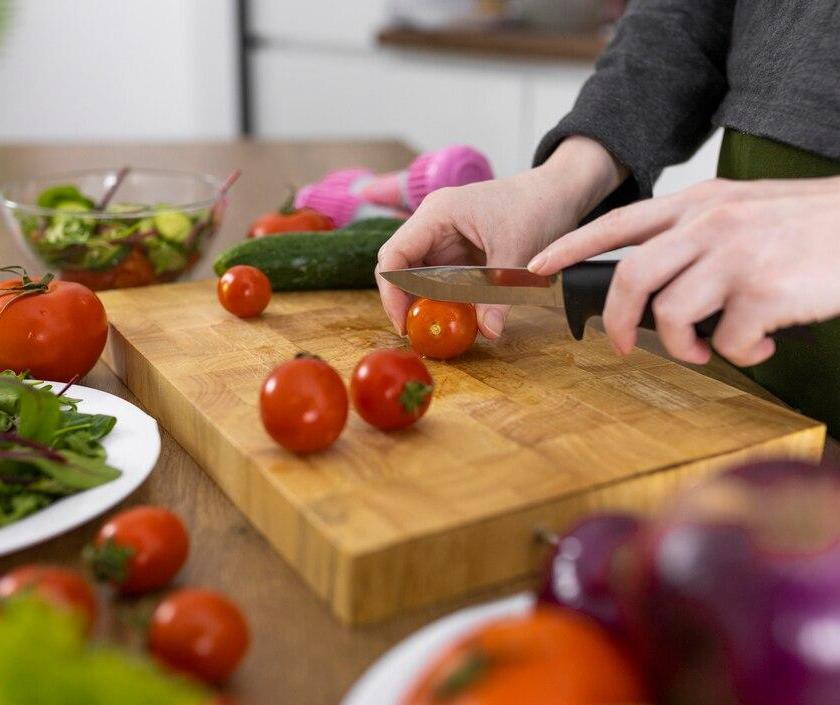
17, 183, 211, 276
0, 598, 207, 705
0, 371, 120, 527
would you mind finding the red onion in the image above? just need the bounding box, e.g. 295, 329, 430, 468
538, 514, 642, 639
631, 460, 840, 705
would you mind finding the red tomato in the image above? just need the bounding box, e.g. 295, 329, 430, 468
248, 209, 334, 238
217, 265, 272, 319
0, 273, 108, 382
87, 506, 190, 595
406, 299, 478, 360
403, 608, 647, 705
0, 564, 98, 633
260, 354, 348, 454
350, 350, 433, 431
150, 588, 250, 684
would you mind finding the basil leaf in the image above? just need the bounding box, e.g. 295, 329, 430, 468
26, 451, 120, 491
15, 383, 62, 444
0, 492, 51, 526
58, 431, 106, 460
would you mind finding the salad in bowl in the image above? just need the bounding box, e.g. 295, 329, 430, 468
1, 167, 238, 290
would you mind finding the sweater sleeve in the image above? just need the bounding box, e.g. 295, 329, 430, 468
534, 0, 735, 203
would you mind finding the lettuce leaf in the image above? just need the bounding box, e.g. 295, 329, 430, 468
0, 598, 208, 705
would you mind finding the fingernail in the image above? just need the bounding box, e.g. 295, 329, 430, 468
483, 309, 504, 338
527, 254, 547, 273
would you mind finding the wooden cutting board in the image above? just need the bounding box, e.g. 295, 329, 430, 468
100, 280, 825, 624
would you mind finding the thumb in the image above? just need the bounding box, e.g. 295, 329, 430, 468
476, 246, 531, 339
476, 303, 509, 340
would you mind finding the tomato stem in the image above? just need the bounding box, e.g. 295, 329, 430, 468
399, 381, 433, 415
433, 650, 489, 700
0, 266, 54, 317
278, 185, 298, 215
83, 538, 136, 584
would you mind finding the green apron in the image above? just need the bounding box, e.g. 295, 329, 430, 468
717, 129, 840, 438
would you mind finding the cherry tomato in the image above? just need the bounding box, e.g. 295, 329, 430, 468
260, 354, 348, 454
0, 564, 97, 633
217, 265, 272, 319
0, 270, 108, 382
406, 299, 478, 360
86, 506, 190, 595
350, 350, 433, 431
150, 588, 250, 684
403, 608, 647, 705
248, 209, 334, 238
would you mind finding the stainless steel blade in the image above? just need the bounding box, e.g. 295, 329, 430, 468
380, 266, 564, 307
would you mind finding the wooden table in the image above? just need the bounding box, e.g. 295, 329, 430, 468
1, 141, 837, 705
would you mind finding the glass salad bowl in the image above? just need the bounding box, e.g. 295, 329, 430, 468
1, 168, 232, 290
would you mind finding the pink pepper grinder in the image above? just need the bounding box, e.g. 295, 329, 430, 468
295, 145, 494, 226
354, 144, 494, 211
403, 144, 494, 210
294, 177, 411, 228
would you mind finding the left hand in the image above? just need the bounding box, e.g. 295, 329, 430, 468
527, 176, 840, 367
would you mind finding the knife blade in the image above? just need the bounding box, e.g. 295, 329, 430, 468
380, 266, 565, 308
380, 261, 722, 341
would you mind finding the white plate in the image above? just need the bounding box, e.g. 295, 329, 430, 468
342, 593, 535, 705
0, 382, 161, 556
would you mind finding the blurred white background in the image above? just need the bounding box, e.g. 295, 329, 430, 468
0, 0, 720, 190
0, 0, 239, 140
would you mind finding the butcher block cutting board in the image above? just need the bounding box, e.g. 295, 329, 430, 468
100, 280, 825, 624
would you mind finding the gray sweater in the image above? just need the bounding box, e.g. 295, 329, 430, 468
534, 0, 840, 202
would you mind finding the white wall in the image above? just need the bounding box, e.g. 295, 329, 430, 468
249, 0, 720, 189
0, 0, 239, 141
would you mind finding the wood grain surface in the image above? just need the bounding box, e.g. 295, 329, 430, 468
100, 279, 824, 624
1, 142, 838, 705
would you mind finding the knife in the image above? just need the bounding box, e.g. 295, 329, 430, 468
381, 261, 725, 341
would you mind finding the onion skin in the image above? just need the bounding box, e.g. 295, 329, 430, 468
538, 514, 642, 640
633, 460, 840, 705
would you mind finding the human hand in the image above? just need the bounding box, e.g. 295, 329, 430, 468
376, 136, 627, 338
528, 177, 840, 366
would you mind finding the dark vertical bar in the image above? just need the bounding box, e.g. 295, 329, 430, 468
236, 0, 253, 136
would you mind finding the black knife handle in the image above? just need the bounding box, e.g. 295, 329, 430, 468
562, 260, 722, 341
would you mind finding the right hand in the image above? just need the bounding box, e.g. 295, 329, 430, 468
376, 136, 628, 339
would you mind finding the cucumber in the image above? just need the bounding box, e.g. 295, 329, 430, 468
154, 210, 192, 243
213, 217, 404, 291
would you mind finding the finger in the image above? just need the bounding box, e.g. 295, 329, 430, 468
475, 304, 510, 340
646, 256, 735, 365
377, 210, 456, 334
475, 245, 535, 340
375, 261, 414, 336
602, 231, 704, 355
527, 194, 681, 275
711, 301, 777, 367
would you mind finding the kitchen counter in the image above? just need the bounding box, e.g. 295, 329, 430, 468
0, 141, 837, 705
